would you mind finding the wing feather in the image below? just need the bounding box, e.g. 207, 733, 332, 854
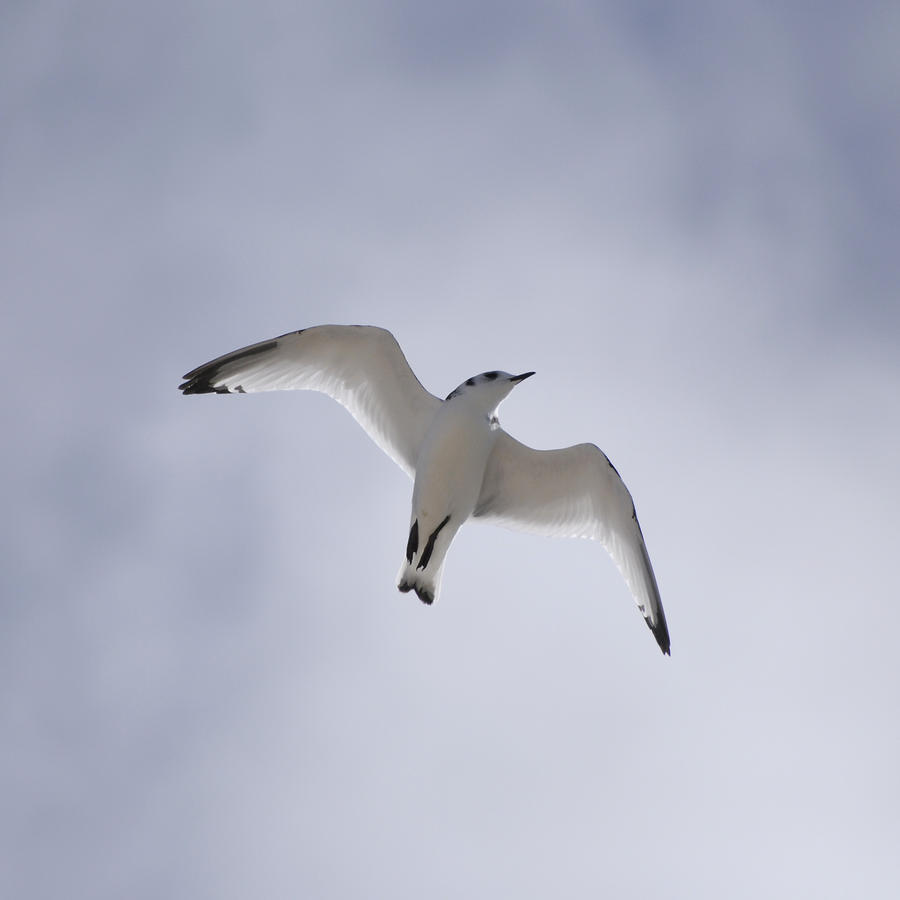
475, 431, 670, 654
180, 325, 441, 477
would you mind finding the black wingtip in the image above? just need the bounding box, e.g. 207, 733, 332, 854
646, 616, 671, 656
178, 372, 229, 395
178, 359, 229, 395
178, 339, 279, 395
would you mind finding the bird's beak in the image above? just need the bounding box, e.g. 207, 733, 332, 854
510, 371, 535, 382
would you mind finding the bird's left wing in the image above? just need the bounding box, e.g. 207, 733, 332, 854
180, 325, 441, 477
474, 430, 670, 654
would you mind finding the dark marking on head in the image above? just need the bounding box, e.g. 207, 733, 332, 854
406, 520, 419, 564
179, 340, 278, 394
417, 514, 451, 571
446, 378, 474, 400
484, 371, 499, 380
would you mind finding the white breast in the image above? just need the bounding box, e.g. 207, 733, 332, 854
412, 400, 497, 527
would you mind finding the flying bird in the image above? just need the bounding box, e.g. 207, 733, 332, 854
179, 325, 670, 654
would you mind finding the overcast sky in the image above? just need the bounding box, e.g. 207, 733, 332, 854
3, 1, 899, 897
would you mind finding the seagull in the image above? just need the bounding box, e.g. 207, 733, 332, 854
179, 325, 670, 654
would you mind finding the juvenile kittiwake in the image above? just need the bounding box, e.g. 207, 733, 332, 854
179, 325, 670, 654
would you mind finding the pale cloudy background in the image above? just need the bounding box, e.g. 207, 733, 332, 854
3, 1, 899, 897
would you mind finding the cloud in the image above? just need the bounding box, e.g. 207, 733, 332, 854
3, 2, 899, 898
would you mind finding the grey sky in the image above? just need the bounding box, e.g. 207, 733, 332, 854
3, 1, 899, 898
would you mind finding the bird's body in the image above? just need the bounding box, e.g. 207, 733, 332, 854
180, 325, 670, 654
399, 371, 529, 605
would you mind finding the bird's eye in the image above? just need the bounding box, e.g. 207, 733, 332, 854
484, 371, 498, 381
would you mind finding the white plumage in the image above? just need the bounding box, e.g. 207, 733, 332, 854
180, 324, 670, 655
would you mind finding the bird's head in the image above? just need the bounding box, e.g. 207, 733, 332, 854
445, 370, 535, 414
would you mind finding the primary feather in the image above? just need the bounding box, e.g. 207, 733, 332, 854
180, 325, 440, 477
474, 432, 669, 654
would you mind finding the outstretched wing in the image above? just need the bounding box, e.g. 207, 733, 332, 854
180, 325, 441, 477
474, 430, 670, 654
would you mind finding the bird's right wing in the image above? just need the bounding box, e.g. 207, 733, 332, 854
180, 325, 441, 477
474, 430, 670, 654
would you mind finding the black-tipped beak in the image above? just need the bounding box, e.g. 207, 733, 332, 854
510, 371, 535, 382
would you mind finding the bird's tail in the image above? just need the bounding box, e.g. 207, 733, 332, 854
397, 563, 443, 606
397, 514, 452, 605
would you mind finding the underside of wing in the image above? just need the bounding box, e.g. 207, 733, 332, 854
179, 325, 441, 477
475, 430, 670, 654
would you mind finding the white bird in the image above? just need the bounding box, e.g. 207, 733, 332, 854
180, 325, 670, 654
